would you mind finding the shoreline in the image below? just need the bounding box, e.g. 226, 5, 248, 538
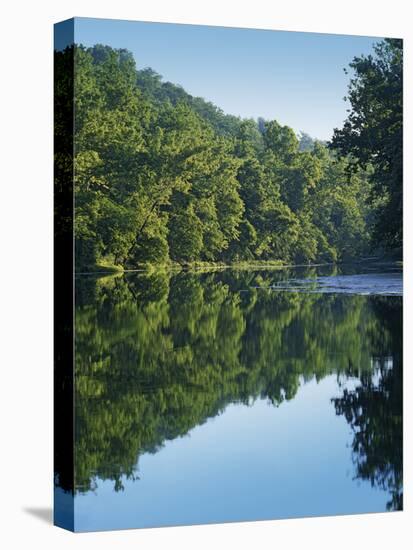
75, 256, 402, 277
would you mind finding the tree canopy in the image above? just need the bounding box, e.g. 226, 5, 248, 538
330, 38, 403, 253
55, 43, 391, 270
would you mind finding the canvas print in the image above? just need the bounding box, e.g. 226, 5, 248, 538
54, 17, 403, 532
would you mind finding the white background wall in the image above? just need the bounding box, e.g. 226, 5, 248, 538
0, 0, 411, 548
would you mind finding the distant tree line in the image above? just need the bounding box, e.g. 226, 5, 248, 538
53, 38, 402, 270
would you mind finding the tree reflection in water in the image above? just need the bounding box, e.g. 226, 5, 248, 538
332, 297, 402, 510
63, 268, 402, 509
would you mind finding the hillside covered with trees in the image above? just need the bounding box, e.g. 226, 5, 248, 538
54, 39, 402, 270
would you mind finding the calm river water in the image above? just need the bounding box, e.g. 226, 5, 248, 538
67, 263, 402, 531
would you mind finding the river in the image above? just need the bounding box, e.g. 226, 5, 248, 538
63, 263, 402, 530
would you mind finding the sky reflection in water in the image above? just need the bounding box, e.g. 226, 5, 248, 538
67, 265, 402, 531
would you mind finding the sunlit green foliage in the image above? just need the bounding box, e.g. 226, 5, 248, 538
56, 43, 382, 270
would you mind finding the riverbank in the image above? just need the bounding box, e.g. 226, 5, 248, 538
76, 258, 313, 275
76, 253, 402, 276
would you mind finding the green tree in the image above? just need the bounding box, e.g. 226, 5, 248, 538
65, 43, 381, 269
330, 39, 403, 252
168, 204, 203, 262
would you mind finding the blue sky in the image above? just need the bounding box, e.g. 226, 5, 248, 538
74, 17, 383, 141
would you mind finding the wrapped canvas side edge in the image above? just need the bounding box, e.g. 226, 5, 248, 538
53, 18, 75, 532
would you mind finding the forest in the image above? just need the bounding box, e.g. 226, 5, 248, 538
54, 38, 402, 270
